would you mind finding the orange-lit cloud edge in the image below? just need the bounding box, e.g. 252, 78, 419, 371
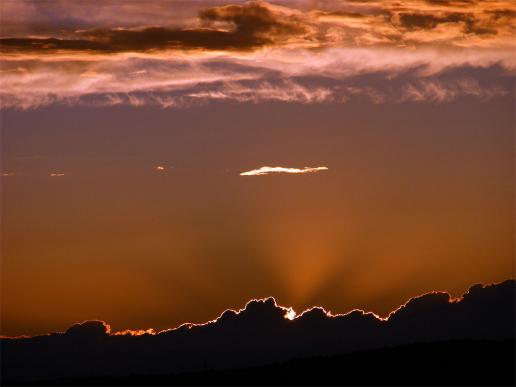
2, 279, 512, 339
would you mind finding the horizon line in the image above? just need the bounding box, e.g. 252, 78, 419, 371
2, 278, 513, 339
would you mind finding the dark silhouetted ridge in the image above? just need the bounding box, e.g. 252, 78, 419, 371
1, 280, 515, 385
6, 339, 514, 386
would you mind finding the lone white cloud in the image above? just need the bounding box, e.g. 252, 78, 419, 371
240, 166, 328, 176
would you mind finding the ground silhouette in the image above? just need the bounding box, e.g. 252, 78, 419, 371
6, 339, 514, 386
1, 280, 515, 385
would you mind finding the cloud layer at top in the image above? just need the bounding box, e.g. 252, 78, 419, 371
2, 0, 514, 52
0, 0, 514, 108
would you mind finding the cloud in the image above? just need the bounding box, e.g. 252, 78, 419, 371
65, 320, 111, 337
0, 0, 514, 109
0, 2, 308, 54
1, 280, 514, 381
396, 12, 469, 30
0, 57, 511, 109
2, 0, 514, 55
240, 166, 328, 176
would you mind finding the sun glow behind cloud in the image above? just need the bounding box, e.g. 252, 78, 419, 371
240, 166, 328, 176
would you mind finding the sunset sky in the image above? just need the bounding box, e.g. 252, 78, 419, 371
0, 0, 514, 337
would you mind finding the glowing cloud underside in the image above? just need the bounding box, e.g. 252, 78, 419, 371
240, 166, 328, 176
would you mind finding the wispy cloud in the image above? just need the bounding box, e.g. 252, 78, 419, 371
0, 0, 514, 109
240, 166, 328, 176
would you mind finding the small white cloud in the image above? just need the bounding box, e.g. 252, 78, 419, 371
240, 166, 328, 176
154, 165, 166, 171
49, 173, 67, 177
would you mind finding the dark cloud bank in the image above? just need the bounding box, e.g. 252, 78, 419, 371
2, 0, 514, 54
1, 280, 515, 383
0, 2, 306, 53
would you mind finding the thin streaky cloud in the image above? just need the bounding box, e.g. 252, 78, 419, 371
240, 166, 328, 176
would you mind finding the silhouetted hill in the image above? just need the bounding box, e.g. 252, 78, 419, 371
6, 339, 514, 386
1, 280, 515, 384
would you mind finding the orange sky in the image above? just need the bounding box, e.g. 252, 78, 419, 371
0, 0, 514, 336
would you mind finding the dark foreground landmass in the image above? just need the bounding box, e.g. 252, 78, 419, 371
2, 280, 514, 385
4, 339, 515, 386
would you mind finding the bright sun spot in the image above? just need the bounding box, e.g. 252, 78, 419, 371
285, 308, 296, 320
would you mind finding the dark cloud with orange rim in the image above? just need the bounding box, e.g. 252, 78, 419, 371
1, 280, 514, 381
0, 2, 308, 53
1, 1, 514, 53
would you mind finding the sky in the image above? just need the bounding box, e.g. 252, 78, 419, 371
0, 0, 514, 336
